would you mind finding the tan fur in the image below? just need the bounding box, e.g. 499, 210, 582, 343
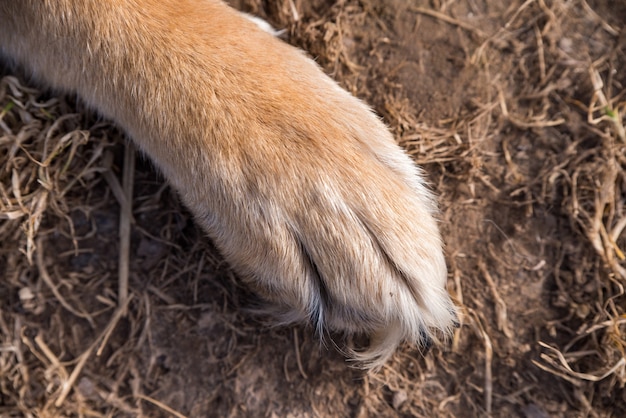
0, 0, 457, 369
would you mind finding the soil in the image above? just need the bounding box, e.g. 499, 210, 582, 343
1, 0, 625, 417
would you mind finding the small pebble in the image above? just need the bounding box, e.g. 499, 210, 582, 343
392, 390, 408, 410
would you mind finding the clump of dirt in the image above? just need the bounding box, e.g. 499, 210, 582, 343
1, 0, 625, 417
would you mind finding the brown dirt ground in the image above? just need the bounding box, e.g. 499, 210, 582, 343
1, 0, 626, 417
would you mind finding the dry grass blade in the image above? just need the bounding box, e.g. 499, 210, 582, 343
468, 309, 493, 416
118, 142, 135, 309
293, 328, 308, 380
535, 342, 626, 383
478, 259, 513, 339
409, 6, 487, 38
498, 87, 565, 129
471, 0, 536, 64
587, 68, 625, 142
136, 394, 188, 418
36, 237, 94, 324
39, 296, 131, 408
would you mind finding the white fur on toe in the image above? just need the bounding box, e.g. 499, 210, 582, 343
240, 13, 284, 36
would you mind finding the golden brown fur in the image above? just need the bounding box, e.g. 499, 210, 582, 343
0, 0, 457, 369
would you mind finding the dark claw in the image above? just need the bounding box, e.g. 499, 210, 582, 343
451, 310, 461, 329
420, 329, 434, 354
452, 318, 461, 329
